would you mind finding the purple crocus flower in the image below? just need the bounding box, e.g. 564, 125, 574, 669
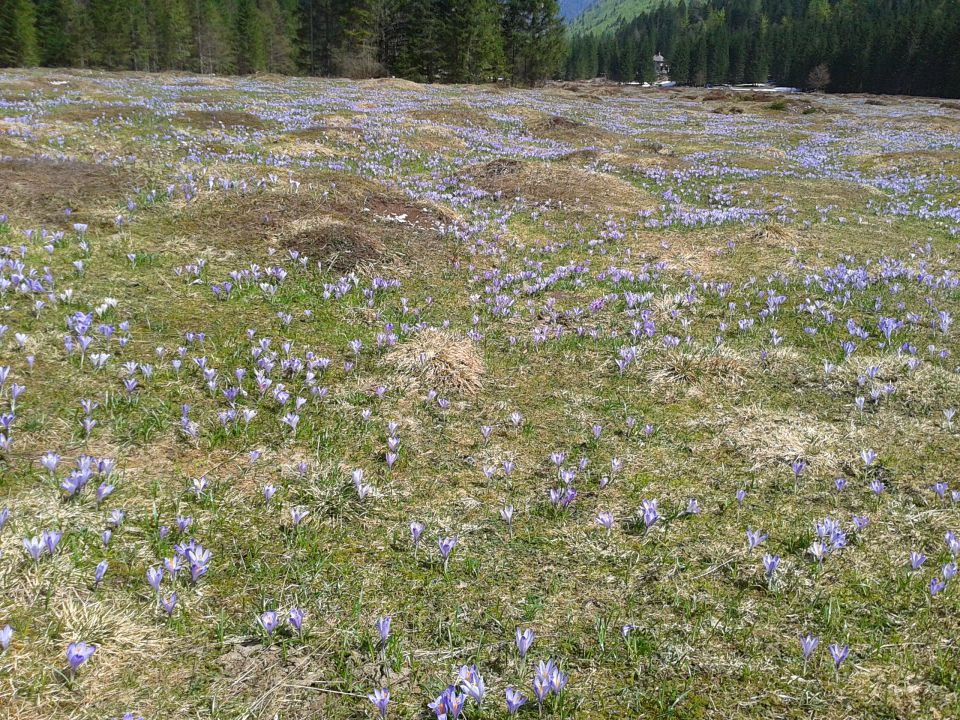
259, 611, 279, 635
160, 594, 177, 615
746, 527, 767, 550
930, 577, 947, 596
22, 536, 43, 563
910, 552, 927, 571
290, 507, 309, 526
515, 628, 534, 658
289, 607, 305, 633
438, 536, 457, 571
66, 641, 96, 672
532, 673, 549, 705
368, 687, 389, 718
641, 499, 659, 528
1, 625, 12, 652
430, 685, 465, 719
42, 529, 62, 555
94, 560, 108, 586
147, 566, 163, 593
828, 643, 849, 668
762, 553, 780, 577
376, 616, 391, 644
505, 687, 527, 714
96, 482, 114, 505
596, 512, 614, 530
800, 634, 819, 661
458, 664, 485, 704
410, 521, 425, 547
944, 562, 957, 580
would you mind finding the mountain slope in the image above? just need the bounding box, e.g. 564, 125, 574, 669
559, 0, 596, 21
570, 0, 663, 35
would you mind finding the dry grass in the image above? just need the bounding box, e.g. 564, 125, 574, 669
384, 328, 485, 395
645, 345, 748, 389
0, 156, 139, 227
463, 159, 653, 213
175, 110, 268, 130
704, 405, 863, 473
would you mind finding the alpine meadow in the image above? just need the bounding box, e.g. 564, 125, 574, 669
1, 1, 960, 720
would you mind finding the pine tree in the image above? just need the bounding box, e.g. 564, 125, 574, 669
502, 0, 565, 85
160, 0, 194, 69
1, 0, 40, 66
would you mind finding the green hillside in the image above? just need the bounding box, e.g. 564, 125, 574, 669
570, 0, 663, 35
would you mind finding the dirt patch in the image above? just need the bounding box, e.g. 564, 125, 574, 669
0, 156, 138, 226
176, 110, 267, 130
462, 158, 653, 214
283, 192, 453, 272
384, 327, 485, 394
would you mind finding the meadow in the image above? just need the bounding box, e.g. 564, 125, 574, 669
1, 69, 959, 719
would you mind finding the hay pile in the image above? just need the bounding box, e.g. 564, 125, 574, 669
385, 328, 485, 395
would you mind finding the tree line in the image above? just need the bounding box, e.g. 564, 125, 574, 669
0, 0, 565, 84
3, 0, 959, 97
566, 0, 960, 98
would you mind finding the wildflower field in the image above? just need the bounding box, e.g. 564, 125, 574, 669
1, 70, 960, 719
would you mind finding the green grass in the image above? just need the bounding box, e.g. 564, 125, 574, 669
0, 68, 958, 720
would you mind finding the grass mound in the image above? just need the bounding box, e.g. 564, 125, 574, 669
385, 328, 485, 395
464, 159, 651, 213
0, 156, 138, 226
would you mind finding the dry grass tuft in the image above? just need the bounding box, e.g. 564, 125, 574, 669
706, 406, 861, 473
281, 216, 385, 272
0, 156, 139, 227
463, 159, 652, 213
526, 114, 613, 144
176, 110, 267, 130
384, 328, 485, 395
739, 222, 801, 248
646, 346, 747, 389
358, 77, 423, 92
